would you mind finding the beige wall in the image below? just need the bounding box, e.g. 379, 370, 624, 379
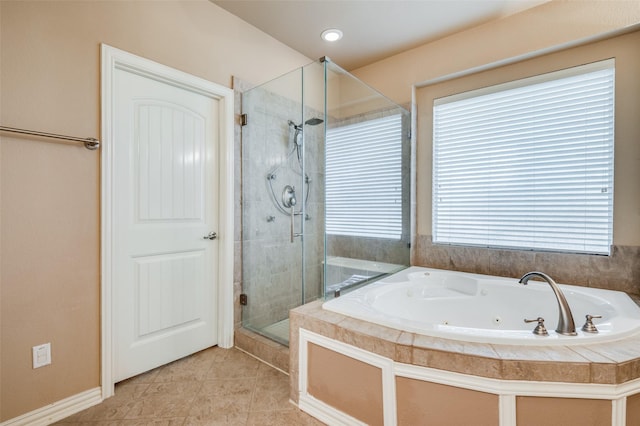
0, 0, 310, 421
416, 30, 640, 245
349, 0, 640, 288
404, 31, 640, 294
352, 1, 640, 106
408, 30, 640, 291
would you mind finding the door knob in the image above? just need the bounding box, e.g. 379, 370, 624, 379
203, 232, 217, 240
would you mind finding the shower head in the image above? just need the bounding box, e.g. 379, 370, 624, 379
305, 118, 324, 126
288, 118, 324, 130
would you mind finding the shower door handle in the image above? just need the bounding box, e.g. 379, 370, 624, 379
290, 206, 302, 243
290, 206, 295, 243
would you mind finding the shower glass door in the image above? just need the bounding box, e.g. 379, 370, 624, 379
241, 63, 324, 345
240, 57, 410, 346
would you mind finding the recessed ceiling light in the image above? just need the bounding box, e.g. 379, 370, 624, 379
321, 29, 343, 42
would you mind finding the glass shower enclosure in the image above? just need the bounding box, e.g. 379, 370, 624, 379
241, 58, 410, 346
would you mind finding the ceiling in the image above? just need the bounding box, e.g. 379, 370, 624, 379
212, 0, 548, 70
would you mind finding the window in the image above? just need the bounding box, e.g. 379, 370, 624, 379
326, 114, 403, 239
433, 60, 614, 254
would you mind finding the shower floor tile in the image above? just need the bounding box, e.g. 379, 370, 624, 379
260, 318, 290, 343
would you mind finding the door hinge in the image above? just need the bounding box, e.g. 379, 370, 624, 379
240, 114, 248, 126
240, 293, 248, 306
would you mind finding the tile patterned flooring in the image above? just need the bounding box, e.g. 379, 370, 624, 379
55, 347, 324, 425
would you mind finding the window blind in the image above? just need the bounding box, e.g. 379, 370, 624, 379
326, 114, 403, 239
433, 60, 614, 254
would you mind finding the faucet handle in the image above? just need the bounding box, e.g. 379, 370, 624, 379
524, 317, 549, 336
581, 314, 602, 333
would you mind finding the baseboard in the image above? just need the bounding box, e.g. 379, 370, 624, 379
0, 387, 102, 426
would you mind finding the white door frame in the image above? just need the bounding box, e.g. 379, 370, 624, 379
100, 44, 234, 398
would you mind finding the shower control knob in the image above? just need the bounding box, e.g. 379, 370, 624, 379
203, 232, 217, 240
282, 185, 297, 208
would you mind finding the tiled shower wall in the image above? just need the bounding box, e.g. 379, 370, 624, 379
239, 84, 324, 330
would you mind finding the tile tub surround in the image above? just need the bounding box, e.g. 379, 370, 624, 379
412, 235, 640, 295
289, 300, 640, 403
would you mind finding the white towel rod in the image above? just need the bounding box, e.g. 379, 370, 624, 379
0, 125, 100, 150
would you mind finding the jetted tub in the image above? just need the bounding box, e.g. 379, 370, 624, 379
322, 266, 640, 345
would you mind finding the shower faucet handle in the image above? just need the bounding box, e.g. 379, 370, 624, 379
524, 317, 549, 336
282, 185, 296, 208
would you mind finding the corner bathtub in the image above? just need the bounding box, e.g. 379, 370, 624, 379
322, 266, 640, 345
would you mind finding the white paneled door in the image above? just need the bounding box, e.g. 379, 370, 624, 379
113, 66, 219, 382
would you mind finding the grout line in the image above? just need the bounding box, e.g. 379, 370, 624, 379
246, 374, 259, 423
235, 346, 290, 376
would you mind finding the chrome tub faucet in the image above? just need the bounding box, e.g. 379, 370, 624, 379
519, 271, 577, 336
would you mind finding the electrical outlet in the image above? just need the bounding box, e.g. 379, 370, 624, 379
32, 343, 51, 369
